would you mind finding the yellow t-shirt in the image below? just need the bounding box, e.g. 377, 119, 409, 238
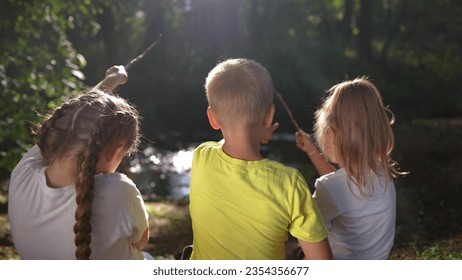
189, 141, 327, 259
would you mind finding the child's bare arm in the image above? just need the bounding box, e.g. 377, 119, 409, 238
94, 65, 128, 92
132, 227, 149, 250
295, 129, 336, 176
297, 238, 333, 260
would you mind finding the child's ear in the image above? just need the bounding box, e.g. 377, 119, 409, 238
207, 106, 221, 130
263, 103, 275, 128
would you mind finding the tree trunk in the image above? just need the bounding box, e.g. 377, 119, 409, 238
248, 0, 274, 47
357, 0, 373, 62
97, 5, 118, 65
340, 0, 354, 45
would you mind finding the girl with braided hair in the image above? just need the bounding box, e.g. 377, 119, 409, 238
8, 66, 150, 259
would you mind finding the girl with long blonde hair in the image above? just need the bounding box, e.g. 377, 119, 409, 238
296, 77, 404, 259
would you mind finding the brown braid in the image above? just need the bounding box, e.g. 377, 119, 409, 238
34, 102, 72, 163
74, 129, 102, 260
32, 89, 141, 260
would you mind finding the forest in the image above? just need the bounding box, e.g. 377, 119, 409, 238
0, 0, 461, 259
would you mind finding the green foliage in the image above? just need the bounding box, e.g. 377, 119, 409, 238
0, 0, 92, 172
0, 0, 147, 176
418, 244, 462, 260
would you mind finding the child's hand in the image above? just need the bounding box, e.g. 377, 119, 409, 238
261, 122, 279, 144
295, 129, 316, 154
105, 65, 128, 83
104, 65, 128, 86
95, 65, 128, 92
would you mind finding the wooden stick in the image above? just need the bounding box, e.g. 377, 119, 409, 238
125, 33, 163, 71
275, 91, 300, 131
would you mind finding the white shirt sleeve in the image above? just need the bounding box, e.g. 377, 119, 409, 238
313, 180, 340, 230
128, 191, 149, 244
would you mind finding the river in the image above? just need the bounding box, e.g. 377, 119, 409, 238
123, 132, 318, 201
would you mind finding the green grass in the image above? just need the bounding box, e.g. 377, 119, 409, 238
0, 194, 7, 204
417, 239, 462, 260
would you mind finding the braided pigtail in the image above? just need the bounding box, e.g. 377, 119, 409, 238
74, 126, 102, 260
34, 103, 71, 163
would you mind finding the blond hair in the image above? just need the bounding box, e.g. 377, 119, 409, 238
205, 58, 275, 128
34, 90, 140, 259
314, 77, 403, 197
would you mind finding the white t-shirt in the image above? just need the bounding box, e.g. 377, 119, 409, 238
8, 145, 148, 260
313, 168, 396, 260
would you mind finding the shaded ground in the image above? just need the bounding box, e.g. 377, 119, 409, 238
387, 119, 462, 259
143, 200, 192, 259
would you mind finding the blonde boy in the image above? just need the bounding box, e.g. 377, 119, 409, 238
189, 58, 332, 259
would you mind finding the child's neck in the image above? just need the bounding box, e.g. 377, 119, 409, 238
45, 159, 76, 188
221, 129, 263, 161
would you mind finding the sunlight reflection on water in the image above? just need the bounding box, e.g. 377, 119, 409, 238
126, 133, 313, 201
127, 145, 196, 201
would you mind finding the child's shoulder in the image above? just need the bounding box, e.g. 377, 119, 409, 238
192, 141, 221, 159
95, 172, 137, 191
266, 158, 296, 171
265, 159, 307, 182
11, 145, 45, 177
318, 168, 345, 180
94, 172, 145, 203
195, 141, 220, 151
316, 168, 346, 186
